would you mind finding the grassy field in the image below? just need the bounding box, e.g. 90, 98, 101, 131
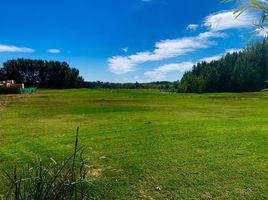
0, 89, 268, 199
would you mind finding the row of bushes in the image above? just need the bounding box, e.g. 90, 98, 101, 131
0, 87, 37, 94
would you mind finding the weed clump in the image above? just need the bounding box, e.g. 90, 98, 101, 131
3, 127, 91, 200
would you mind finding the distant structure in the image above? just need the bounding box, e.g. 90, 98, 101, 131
0, 80, 24, 89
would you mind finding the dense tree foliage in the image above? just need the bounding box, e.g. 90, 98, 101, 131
0, 59, 84, 88
84, 81, 178, 91
179, 38, 268, 93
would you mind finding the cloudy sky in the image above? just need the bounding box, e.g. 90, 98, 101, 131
0, 0, 266, 82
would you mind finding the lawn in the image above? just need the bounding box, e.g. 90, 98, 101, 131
0, 89, 268, 199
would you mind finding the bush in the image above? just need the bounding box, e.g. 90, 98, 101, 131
0, 87, 21, 94
0, 87, 38, 94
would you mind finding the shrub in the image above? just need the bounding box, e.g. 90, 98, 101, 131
0, 88, 21, 94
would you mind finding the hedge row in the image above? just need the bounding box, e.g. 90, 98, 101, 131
0, 87, 37, 94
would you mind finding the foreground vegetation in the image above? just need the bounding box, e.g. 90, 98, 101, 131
3, 127, 92, 200
0, 89, 268, 199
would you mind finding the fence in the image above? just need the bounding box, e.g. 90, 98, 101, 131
21, 88, 38, 93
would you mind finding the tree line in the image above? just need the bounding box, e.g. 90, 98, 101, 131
84, 81, 178, 90
179, 38, 268, 93
4, 37, 267, 92
0, 58, 177, 90
0, 59, 84, 88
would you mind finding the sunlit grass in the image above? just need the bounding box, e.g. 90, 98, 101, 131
0, 89, 268, 199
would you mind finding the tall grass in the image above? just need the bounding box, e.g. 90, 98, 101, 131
3, 127, 91, 200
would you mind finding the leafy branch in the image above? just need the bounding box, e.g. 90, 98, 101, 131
224, 0, 268, 37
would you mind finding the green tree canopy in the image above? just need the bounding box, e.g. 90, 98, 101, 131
0, 59, 84, 89
179, 38, 268, 93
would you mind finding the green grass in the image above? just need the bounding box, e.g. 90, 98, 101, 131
0, 89, 268, 199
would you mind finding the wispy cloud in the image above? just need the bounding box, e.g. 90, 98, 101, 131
108, 9, 261, 75
108, 56, 136, 74
200, 48, 242, 63
121, 47, 128, 53
144, 62, 194, 81
204, 10, 267, 37
0, 44, 34, 53
203, 10, 256, 31
48, 49, 61, 54
186, 24, 199, 31
108, 31, 226, 74
144, 48, 243, 81
256, 27, 268, 37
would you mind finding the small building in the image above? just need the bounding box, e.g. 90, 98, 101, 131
0, 80, 24, 89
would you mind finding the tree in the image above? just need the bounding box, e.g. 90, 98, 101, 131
0, 59, 84, 89
179, 38, 268, 93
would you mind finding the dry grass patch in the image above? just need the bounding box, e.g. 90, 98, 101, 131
87, 168, 103, 178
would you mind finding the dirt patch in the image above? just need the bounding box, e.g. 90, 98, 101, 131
0, 103, 4, 111
89, 99, 133, 104
139, 191, 155, 200
0, 95, 12, 111
87, 168, 103, 178
0, 94, 27, 112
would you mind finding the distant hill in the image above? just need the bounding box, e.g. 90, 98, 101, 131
179, 38, 268, 93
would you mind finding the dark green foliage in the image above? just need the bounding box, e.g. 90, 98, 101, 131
179, 38, 268, 93
0, 87, 21, 94
84, 81, 178, 91
0, 88, 37, 94
3, 127, 91, 200
0, 59, 84, 89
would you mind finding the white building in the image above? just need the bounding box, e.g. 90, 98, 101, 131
0, 80, 24, 88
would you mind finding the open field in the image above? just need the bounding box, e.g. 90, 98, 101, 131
0, 89, 268, 199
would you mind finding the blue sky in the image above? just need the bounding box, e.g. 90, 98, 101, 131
0, 0, 266, 82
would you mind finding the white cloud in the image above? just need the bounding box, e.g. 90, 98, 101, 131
144, 48, 243, 81
108, 9, 258, 75
199, 55, 223, 63
204, 10, 256, 31
187, 24, 199, 31
48, 49, 61, 53
144, 62, 194, 81
108, 31, 226, 74
200, 48, 242, 62
205, 10, 267, 37
0, 44, 34, 53
108, 56, 135, 74
133, 75, 145, 82
144, 71, 166, 81
121, 47, 128, 53
225, 48, 242, 54
256, 27, 268, 37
